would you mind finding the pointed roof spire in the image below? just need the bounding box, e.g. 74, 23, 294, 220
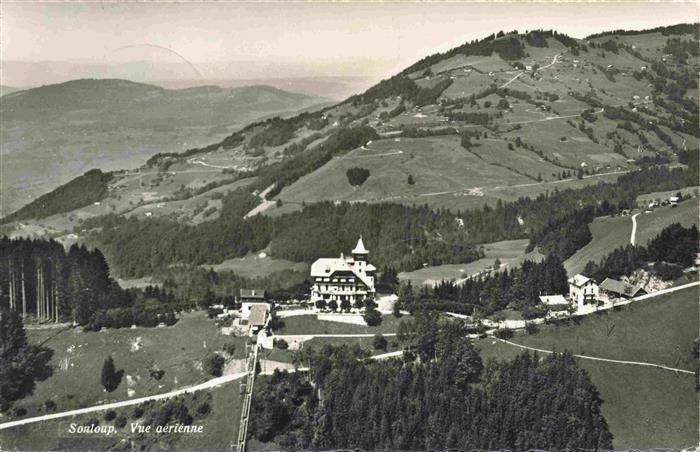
352, 236, 368, 254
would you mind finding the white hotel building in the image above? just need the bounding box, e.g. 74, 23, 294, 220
310, 237, 376, 305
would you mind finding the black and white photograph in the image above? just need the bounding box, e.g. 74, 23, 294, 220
0, 1, 698, 450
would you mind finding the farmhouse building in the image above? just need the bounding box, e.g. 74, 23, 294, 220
599, 278, 647, 299
568, 274, 599, 308
310, 237, 376, 306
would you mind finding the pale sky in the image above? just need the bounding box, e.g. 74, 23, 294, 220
1, 1, 698, 85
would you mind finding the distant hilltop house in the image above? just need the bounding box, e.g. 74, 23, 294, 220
568, 274, 599, 309
310, 237, 376, 306
599, 278, 647, 300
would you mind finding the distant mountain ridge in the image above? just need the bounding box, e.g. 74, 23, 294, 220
1, 78, 329, 117
0, 78, 330, 216
0, 85, 28, 97
3, 23, 699, 226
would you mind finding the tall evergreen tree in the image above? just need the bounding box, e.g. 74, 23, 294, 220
101, 355, 121, 392
0, 307, 53, 411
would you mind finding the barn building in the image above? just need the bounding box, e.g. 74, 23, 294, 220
599, 278, 647, 300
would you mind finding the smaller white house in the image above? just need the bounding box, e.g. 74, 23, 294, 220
568, 274, 599, 309
539, 295, 569, 311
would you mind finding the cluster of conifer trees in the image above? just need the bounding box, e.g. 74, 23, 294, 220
0, 237, 117, 324
0, 237, 177, 329
0, 307, 53, 411
401, 254, 568, 317
250, 315, 612, 449
583, 223, 699, 282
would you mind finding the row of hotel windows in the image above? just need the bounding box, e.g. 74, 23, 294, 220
315, 277, 355, 283
316, 286, 365, 293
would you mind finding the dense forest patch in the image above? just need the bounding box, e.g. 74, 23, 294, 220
250, 315, 613, 450
0, 237, 179, 330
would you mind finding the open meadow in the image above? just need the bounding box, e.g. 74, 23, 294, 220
475, 285, 699, 449
201, 253, 309, 279
8, 312, 246, 420
565, 198, 699, 275
399, 239, 542, 286
0, 382, 243, 451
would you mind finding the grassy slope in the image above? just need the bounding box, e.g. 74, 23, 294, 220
1, 312, 247, 450
636, 186, 699, 206
275, 136, 533, 205
565, 199, 699, 275
13, 312, 245, 416
264, 33, 697, 216
0, 383, 242, 451
476, 285, 699, 449
201, 253, 309, 279
398, 239, 542, 285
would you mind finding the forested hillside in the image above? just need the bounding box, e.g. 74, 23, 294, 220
583, 223, 699, 281
1, 169, 113, 224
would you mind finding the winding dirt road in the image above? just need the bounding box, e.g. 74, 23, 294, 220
495, 338, 694, 375
500, 52, 563, 89
630, 212, 640, 245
